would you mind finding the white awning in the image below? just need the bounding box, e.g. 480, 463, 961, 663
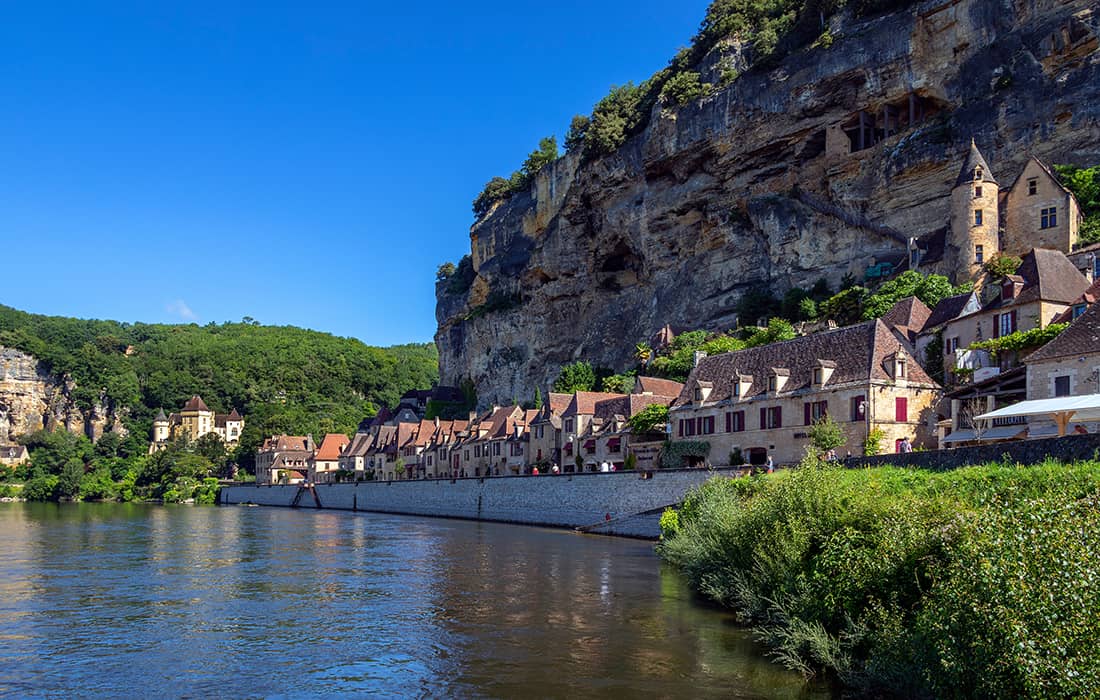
942, 425, 1027, 444
975, 394, 1100, 422
941, 429, 975, 444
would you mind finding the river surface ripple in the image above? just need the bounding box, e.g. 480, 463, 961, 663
0, 503, 826, 699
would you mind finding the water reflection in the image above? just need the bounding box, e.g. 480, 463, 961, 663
0, 503, 826, 699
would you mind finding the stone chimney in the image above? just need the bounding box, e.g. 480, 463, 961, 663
693, 351, 708, 367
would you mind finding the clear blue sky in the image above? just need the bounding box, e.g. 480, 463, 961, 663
0, 1, 710, 346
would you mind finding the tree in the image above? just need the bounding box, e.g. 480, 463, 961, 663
436, 262, 456, 281
633, 342, 653, 364
553, 361, 596, 393
808, 414, 846, 453
660, 71, 709, 105
628, 404, 670, 435
862, 271, 966, 320
194, 433, 227, 466
394, 457, 406, 479
472, 176, 512, 218
863, 427, 886, 456
564, 115, 590, 152
600, 372, 636, 394
57, 458, 85, 499
521, 136, 559, 182
744, 318, 796, 348
983, 255, 1022, 279
533, 387, 543, 410
585, 83, 643, 156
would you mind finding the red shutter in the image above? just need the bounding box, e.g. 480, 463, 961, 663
804, 402, 811, 426
760, 408, 767, 429
725, 412, 731, 433
776, 408, 782, 428
678, 420, 684, 437
994, 314, 1000, 338
1011, 310, 1017, 333
895, 397, 908, 422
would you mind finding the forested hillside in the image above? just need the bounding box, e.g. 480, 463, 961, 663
0, 304, 438, 451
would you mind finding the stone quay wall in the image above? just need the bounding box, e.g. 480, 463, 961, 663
840, 433, 1100, 471
219, 468, 739, 539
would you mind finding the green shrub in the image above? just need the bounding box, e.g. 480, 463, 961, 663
23, 474, 60, 501
553, 361, 596, 393
863, 427, 885, 456
628, 404, 670, 435
660, 71, 710, 106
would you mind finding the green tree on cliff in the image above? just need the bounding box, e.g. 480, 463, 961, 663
553, 361, 596, 393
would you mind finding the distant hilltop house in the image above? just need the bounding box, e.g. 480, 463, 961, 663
150, 395, 244, 452
909, 140, 1085, 284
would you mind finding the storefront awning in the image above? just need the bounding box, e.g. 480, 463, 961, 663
976, 394, 1100, 437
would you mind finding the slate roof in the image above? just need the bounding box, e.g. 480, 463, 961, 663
260, 435, 311, 452
634, 376, 685, 397
925, 292, 978, 330
984, 248, 1090, 310
154, 408, 168, 421
954, 139, 997, 188
182, 395, 210, 412
672, 319, 937, 407
880, 296, 932, 340
1025, 300, 1100, 363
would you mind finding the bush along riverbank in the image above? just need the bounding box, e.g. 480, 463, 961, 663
657, 457, 1100, 698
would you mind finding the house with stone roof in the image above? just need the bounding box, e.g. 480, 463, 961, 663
577, 392, 683, 472
0, 444, 28, 468
560, 392, 627, 470
528, 392, 573, 468
671, 318, 941, 466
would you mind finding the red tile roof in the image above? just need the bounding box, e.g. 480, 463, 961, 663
314, 433, 350, 461
182, 395, 210, 412
634, 376, 685, 397
563, 392, 627, 418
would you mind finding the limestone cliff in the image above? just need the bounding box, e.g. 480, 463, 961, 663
0, 347, 122, 444
437, 0, 1100, 406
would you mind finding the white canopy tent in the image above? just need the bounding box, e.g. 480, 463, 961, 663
975, 394, 1100, 437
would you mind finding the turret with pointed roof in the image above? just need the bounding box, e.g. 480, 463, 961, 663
949, 138, 1001, 285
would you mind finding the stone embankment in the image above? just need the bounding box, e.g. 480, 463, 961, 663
219, 468, 740, 539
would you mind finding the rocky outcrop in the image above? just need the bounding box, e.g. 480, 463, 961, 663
437, 0, 1100, 406
0, 347, 122, 443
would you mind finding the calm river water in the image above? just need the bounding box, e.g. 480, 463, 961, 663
0, 503, 824, 698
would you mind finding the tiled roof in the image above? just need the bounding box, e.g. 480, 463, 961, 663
880, 296, 932, 340
634, 376, 685, 397
227, 408, 242, 421
563, 392, 627, 418
1004, 248, 1091, 306
182, 395, 210, 412
260, 435, 310, 452
1025, 300, 1100, 363
343, 432, 375, 457
1051, 278, 1100, 323
925, 292, 977, 329
314, 433, 350, 460
154, 408, 168, 421
672, 319, 937, 407
954, 139, 997, 188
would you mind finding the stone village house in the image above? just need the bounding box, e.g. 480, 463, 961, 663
255, 434, 315, 485
671, 317, 941, 465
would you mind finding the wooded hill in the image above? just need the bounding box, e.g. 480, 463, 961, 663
0, 304, 438, 453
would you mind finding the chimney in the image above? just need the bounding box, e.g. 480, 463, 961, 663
693, 351, 708, 367
434, 416, 440, 427
305, 433, 313, 451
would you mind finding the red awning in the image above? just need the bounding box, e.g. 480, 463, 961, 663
564, 443, 573, 454
607, 438, 621, 448
583, 440, 596, 449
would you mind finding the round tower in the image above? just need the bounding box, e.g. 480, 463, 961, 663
949, 139, 1000, 284
153, 408, 170, 442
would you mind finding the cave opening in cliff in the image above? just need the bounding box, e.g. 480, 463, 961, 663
841, 92, 944, 153
597, 241, 641, 292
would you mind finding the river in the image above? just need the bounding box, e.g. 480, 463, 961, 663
0, 503, 825, 698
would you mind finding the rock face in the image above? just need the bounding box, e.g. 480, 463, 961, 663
0, 347, 121, 444
437, 0, 1100, 407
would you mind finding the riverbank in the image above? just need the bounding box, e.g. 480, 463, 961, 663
219, 468, 743, 539
657, 457, 1100, 697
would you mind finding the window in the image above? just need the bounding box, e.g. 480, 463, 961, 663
731, 380, 740, 397
761, 406, 782, 429
974, 209, 983, 226
896, 357, 907, 379
998, 312, 1016, 337
1073, 304, 1087, 319
679, 419, 696, 437
895, 397, 908, 422
1055, 375, 1071, 397
812, 367, 823, 385
725, 411, 745, 433
850, 395, 866, 422
804, 401, 828, 425
974, 186, 982, 198
694, 387, 704, 401
767, 375, 777, 392
975, 245, 984, 264
699, 416, 715, 435
1041, 207, 1058, 229
974, 166, 983, 181
564, 419, 573, 433
1027, 178, 1038, 195
493, 443, 501, 456
945, 337, 959, 355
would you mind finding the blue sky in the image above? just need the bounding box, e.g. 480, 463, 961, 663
0, 1, 710, 346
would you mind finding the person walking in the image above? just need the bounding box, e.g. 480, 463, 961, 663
766, 454, 774, 474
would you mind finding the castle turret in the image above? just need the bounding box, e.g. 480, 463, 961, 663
948, 139, 1000, 284
153, 408, 170, 443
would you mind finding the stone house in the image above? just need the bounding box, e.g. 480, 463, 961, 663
528, 393, 572, 468
670, 319, 941, 466
452, 406, 525, 477
1023, 299, 1100, 434
0, 444, 28, 468
1001, 157, 1082, 256
560, 392, 627, 471
917, 290, 982, 369
255, 434, 315, 485
580, 393, 681, 471
308, 433, 350, 484
151, 396, 244, 452
938, 248, 1089, 381
420, 418, 468, 478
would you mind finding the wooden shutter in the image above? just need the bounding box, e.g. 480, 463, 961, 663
895, 397, 908, 422
1010, 310, 1017, 333
994, 314, 1001, 338
725, 412, 731, 433
804, 402, 812, 426
760, 407, 767, 430
776, 407, 782, 428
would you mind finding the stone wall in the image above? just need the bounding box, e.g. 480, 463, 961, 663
220, 468, 738, 539
840, 432, 1100, 471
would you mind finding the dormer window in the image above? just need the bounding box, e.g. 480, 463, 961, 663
974, 166, 983, 181
892, 350, 909, 381
813, 360, 836, 387
694, 381, 713, 404
732, 374, 752, 400
768, 369, 789, 394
